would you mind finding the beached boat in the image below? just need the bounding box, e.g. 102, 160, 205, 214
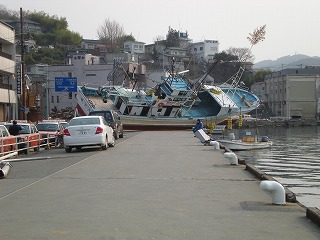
75, 60, 260, 130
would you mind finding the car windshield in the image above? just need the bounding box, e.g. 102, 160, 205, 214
37, 123, 59, 131
69, 118, 100, 126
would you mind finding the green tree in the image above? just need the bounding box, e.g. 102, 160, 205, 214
214, 51, 238, 62
242, 69, 272, 88
26, 11, 68, 32
165, 28, 180, 48
25, 11, 82, 46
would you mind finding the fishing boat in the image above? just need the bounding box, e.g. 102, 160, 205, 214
75, 59, 260, 130
217, 132, 273, 151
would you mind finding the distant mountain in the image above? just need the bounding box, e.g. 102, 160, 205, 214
253, 54, 320, 71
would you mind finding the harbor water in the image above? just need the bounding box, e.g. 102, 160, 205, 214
228, 125, 320, 209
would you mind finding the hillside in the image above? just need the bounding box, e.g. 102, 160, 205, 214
253, 54, 320, 71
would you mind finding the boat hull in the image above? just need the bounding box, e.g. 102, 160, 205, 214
120, 115, 227, 131
217, 139, 273, 151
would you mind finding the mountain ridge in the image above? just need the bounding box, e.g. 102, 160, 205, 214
253, 54, 320, 71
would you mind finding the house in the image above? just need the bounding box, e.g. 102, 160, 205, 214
80, 39, 107, 55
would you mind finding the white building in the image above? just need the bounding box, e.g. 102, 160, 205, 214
0, 21, 17, 121
191, 40, 219, 62
123, 41, 145, 54
28, 53, 114, 119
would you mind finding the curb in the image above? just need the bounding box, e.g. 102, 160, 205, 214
306, 207, 320, 227
245, 163, 296, 203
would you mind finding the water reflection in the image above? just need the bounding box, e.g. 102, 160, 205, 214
230, 126, 320, 208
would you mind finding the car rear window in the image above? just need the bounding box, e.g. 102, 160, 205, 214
37, 123, 59, 131
69, 118, 100, 126
89, 111, 113, 122
5, 124, 30, 134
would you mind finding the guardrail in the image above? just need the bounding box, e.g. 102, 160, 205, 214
0, 133, 63, 159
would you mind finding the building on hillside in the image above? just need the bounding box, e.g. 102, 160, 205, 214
80, 39, 107, 55
27, 53, 114, 120
123, 41, 145, 55
191, 40, 219, 62
264, 67, 320, 119
0, 21, 17, 121
2, 19, 42, 34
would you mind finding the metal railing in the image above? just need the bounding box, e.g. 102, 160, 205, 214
0, 133, 63, 159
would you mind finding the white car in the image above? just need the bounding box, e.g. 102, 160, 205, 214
63, 116, 115, 153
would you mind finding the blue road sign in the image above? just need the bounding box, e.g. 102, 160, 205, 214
55, 77, 77, 92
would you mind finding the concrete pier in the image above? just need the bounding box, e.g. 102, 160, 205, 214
0, 131, 319, 239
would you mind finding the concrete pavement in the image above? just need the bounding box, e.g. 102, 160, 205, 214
0, 130, 320, 240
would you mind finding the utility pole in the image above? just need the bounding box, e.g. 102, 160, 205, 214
20, 7, 26, 120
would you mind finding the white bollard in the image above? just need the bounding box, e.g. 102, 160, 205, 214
210, 141, 220, 149
224, 152, 238, 165
0, 162, 11, 178
260, 180, 286, 205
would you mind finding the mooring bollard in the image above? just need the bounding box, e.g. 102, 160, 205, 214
260, 180, 286, 205
209, 141, 220, 149
224, 152, 238, 165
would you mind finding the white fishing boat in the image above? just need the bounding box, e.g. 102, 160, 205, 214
217, 132, 273, 151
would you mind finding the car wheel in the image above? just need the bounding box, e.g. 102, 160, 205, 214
101, 144, 107, 150
34, 147, 39, 152
65, 147, 72, 153
119, 129, 124, 138
108, 134, 116, 147
113, 130, 119, 140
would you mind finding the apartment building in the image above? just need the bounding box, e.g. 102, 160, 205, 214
191, 40, 219, 62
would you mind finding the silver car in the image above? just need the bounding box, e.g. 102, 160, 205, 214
63, 116, 115, 153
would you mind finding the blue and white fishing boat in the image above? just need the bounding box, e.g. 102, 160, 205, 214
75, 60, 260, 130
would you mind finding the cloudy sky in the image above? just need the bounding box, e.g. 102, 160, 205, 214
1, 0, 319, 63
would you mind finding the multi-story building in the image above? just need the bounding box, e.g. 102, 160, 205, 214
0, 21, 17, 121
27, 53, 114, 119
264, 68, 320, 119
191, 40, 219, 62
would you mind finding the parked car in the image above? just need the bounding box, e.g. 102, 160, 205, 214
60, 121, 68, 129
36, 121, 64, 147
63, 116, 115, 153
89, 110, 124, 139
4, 121, 40, 153
0, 124, 14, 154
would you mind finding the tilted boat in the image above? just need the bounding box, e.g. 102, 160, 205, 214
75, 61, 260, 130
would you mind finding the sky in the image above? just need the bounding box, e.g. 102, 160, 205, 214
1, 0, 319, 63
